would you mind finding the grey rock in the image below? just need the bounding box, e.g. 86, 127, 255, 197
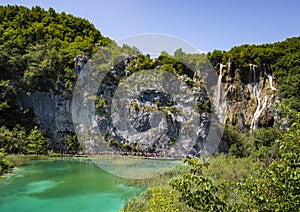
19, 90, 74, 149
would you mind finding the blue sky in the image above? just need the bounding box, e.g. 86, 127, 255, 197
1, 0, 299, 52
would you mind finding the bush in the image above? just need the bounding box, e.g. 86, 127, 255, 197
221, 125, 252, 157
0, 150, 14, 175
171, 158, 228, 212
0, 126, 48, 155
203, 154, 255, 183
121, 185, 193, 212
234, 107, 300, 211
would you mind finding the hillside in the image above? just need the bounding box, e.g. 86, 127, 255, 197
0, 5, 110, 156
0, 5, 299, 156
0, 6, 299, 211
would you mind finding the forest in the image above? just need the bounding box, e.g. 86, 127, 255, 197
0, 5, 109, 166
0, 5, 299, 211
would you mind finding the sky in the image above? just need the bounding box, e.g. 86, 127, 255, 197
1, 0, 299, 53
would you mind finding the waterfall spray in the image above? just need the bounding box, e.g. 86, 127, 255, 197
251, 95, 268, 130
267, 75, 277, 91
216, 63, 223, 107
250, 64, 268, 130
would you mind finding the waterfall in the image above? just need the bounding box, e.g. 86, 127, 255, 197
267, 74, 277, 91
226, 84, 233, 95
216, 63, 223, 107
263, 64, 277, 91
214, 63, 227, 124
253, 64, 259, 96
247, 64, 255, 95
250, 95, 268, 130
250, 64, 267, 130
227, 59, 231, 73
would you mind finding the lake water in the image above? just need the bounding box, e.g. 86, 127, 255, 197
0, 159, 145, 212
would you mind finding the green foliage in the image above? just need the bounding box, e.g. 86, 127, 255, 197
203, 154, 254, 183
235, 123, 299, 211
222, 125, 252, 157
0, 5, 109, 129
225, 125, 283, 164
252, 127, 281, 148
123, 108, 299, 211
0, 5, 112, 156
121, 44, 141, 55
26, 126, 48, 154
108, 139, 142, 152
207, 50, 225, 66
63, 134, 81, 154
173, 48, 208, 72
208, 36, 300, 111
95, 97, 106, 113
173, 135, 298, 211
0, 126, 26, 154
0, 126, 48, 155
126, 54, 154, 72
0, 6, 299, 210
0, 80, 23, 128
121, 185, 193, 212
158, 54, 195, 78
250, 127, 281, 165
171, 158, 227, 211
0, 150, 14, 176
231, 107, 299, 211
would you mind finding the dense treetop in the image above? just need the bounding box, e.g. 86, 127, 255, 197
0, 6, 299, 210
208, 36, 300, 111
0, 5, 110, 90
0, 5, 110, 129
0, 5, 298, 142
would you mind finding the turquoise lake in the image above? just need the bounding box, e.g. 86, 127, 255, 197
0, 159, 145, 212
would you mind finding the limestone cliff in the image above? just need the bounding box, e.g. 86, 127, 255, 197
72, 55, 213, 157
18, 55, 279, 156
19, 90, 74, 150
218, 60, 278, 132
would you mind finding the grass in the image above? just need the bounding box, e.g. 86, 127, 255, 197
0, 154, 56, 180
120, 154, 257, 211
5, 154, 58, 166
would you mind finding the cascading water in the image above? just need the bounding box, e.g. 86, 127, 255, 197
253, 64, 257, 95
225, 60, 232, 101
214, 63, 228, 125
251, 95, 268, 130
216, 63, 223, 108
267, 74, 277, 91
247, 64, 256, 96
263, 64, 277, 91
250, 64, 268, 130
227, 59, 231, 74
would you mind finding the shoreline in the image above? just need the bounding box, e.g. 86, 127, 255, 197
1, 153, 183, 179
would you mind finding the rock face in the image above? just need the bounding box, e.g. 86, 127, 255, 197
19, 90, 74, 150
219, 60, 278, 131
18, 55, 279, 157
93, 63, 209, 157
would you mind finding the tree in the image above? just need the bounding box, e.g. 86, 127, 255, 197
235, 106, 300, 211
0, 150, 14, 175
0, 5, 110, 151
26, 126, 48, 155
171, 158, 227, 211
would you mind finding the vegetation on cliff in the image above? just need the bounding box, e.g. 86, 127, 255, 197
208, 37, 300, 111
122, 106, 299, 211
0, 5, 108, 173
0, 5, 299, 211
0, 5, 109, 126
